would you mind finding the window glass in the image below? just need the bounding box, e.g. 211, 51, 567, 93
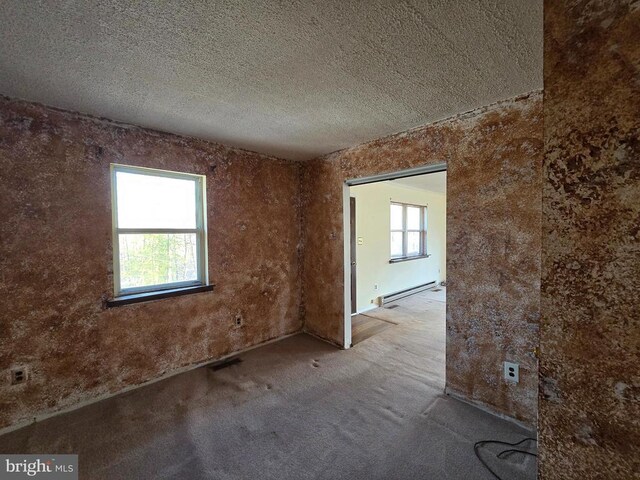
118, 234, 198, 289
389, 202, 427, 259
390, 204, 403, 230
407, 206, 421, 230
407, 232, 421, 255
112, 165, 206, 296
116, 172, 196, 229
390, 232, 404, 257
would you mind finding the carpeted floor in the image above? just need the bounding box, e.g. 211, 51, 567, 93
0, 289, 536, 479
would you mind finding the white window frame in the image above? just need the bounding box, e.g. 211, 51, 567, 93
110, 164, 208, 297
390, 202, 427, 260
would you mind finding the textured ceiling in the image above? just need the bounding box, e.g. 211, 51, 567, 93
391, 171, 447, 194
0, 1, 542, 160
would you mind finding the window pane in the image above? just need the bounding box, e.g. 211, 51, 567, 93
391, 232, 404, 257
407, 206, 421, 230
116, 171, 197, 228
119, 233, 198, 289
390, 204, 403, 230
407, 232, 421, 256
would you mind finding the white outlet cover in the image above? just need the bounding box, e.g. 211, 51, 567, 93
504, 362, 519, 383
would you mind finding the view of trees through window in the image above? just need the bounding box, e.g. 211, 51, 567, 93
119, 234, 198, 289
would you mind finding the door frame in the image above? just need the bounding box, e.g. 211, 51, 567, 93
342, 163, 447, 349
350, 197, 357, 314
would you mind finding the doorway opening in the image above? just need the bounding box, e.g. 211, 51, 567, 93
343, 164, 447, 354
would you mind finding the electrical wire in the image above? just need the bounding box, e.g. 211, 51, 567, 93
473, 437, 537, 480
497, 448, 538, 460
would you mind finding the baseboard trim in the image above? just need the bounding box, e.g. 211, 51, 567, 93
445, 387, 535, 432
0, 330, 303, 436
355, 304, 378, 314
303, 329, 345, 350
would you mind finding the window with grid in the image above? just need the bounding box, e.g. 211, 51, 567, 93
390, 202, 427, 260
111, 164, 207, 296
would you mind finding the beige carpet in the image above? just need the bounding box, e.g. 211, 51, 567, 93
0, 290, 535, 479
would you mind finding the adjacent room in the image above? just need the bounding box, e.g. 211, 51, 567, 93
348, 170, 447, 347
1, 1, 638, 480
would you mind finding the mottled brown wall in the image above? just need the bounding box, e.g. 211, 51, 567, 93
0, 97, 303, 430
540, 1, 640, 478
302, 92, 543, 425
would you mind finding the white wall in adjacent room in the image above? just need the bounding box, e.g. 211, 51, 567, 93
349, 179, 446, 313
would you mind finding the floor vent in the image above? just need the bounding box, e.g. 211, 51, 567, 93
385, 305, 400, 309
208, 357, 242, 371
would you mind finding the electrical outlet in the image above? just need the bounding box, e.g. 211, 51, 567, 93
10, 367, 28, 385
234, 314, 243, 327
374, 284, 378, 290
504, 362, 519, 383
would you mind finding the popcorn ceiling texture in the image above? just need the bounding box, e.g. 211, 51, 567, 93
301, 92, 543, 426
0, 0, 542, 160
0, 97, 303, 430
540, 1, 640, 478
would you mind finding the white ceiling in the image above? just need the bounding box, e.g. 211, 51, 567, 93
0, 1, 542, 160
390, 171, 447, 195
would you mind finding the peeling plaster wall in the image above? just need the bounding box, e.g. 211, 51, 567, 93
0, 97, 303, 430
301, 92, 543, 425
540, 1, 640, 478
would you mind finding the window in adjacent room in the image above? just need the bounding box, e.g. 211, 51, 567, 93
110, 164, 207, 296
390, 202, 427, 260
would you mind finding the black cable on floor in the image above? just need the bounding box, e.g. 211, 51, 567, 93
473, 437, 537, 480
497, 448, 538, 460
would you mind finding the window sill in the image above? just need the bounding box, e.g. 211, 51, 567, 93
105, 284, 215, 308
389, 254, 431, 264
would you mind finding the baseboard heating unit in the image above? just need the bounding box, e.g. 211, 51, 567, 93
379, 281, 437, 306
